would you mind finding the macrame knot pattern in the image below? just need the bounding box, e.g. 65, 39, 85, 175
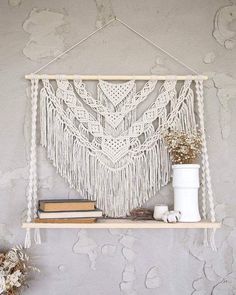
25, 78, 215, 224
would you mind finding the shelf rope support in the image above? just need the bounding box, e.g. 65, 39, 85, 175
196, 80, 217, 251
25, 78, 41, 248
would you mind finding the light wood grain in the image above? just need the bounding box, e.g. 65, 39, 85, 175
22, 219, 221, 229
25, 74, 208, 81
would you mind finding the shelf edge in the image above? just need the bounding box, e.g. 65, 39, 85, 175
22, 221, 221, 229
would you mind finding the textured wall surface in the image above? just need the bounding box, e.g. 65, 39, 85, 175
0, 1, 236, 294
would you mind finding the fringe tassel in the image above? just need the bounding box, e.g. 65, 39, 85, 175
24, 228, 41, 248
203, 228, 217, 251
34, 228, 41, 245
40, 100, 171, 217
24, 228, 31, 249
210, 228, 217, 252
203, 228, 209, 247
39, 80, 199, 217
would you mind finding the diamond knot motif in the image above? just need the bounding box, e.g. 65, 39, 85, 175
101, 136, 130, 163
104, 112, 124, 128
99, 80, 135, 106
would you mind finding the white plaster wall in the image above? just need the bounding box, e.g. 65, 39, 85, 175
0, 0, 236, 294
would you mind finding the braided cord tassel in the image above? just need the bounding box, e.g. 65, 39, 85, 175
196, 80, 217, 251
25, 79, 40, 248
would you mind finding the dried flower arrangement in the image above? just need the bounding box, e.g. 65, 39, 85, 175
0, 245, 39, 295
164, 131, 202, 164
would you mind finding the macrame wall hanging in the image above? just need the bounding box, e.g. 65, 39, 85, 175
24, 18, 216, 248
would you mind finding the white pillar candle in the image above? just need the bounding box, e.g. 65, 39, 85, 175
153, 205, 169, 220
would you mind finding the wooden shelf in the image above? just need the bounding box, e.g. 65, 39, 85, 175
22, 219, 221, 229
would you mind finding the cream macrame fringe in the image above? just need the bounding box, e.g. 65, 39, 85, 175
40, 94, 171, 216
38, 79, 199, 217
25, 228, 41, 248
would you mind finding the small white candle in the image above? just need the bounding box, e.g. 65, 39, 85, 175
153, 205, 169, 220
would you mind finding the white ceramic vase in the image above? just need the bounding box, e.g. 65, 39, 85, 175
172, 164, 201, 222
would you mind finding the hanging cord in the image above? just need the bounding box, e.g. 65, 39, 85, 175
33, 18, 116, 74
33, 17, 199, 75
115, 18, 199, 75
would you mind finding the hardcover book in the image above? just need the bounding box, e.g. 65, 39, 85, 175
34, 218, 97, 223
39, 199, 96, 212
37, 209, 103, 219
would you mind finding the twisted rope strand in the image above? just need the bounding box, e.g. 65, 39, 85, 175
195, 80, 216, 223
25, 79, 38, 248
26, 79, 38, 222
196, 81, 207, 222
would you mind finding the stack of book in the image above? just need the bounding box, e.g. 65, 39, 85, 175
34, 199, 103, 223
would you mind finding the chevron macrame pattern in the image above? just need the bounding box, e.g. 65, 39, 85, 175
37, 78, 199, 217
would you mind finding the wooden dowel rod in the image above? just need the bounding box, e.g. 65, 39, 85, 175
25, 74, 208, 81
